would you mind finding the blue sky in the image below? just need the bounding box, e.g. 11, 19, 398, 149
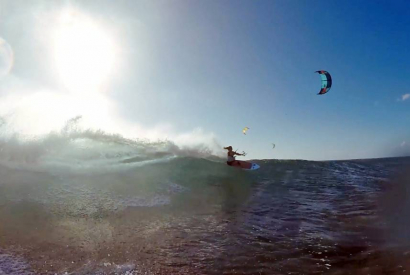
0, 0, 409, 160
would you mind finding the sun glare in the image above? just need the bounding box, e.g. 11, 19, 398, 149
53, 10, 117, 93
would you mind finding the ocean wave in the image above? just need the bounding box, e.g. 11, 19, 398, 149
0, 116, 224, 174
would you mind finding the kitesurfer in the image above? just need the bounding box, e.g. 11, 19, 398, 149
224, 146, 246, 167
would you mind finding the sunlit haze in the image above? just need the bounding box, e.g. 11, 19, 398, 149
0, 0, 409, 160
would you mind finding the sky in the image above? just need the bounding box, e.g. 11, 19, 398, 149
0, 0, 409, 160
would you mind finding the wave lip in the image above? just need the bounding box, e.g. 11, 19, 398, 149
0, 116, 223, 174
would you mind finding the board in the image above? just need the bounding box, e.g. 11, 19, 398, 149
230, 160, 260, 170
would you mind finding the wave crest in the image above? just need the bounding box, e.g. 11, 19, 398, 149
0, 116, 223, 170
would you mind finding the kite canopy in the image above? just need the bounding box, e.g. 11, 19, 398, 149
242, 127, 249, 135
316, 70, 332, 95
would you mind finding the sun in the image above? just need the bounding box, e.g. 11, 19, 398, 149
52, 10, 117, 93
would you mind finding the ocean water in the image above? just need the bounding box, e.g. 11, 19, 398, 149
0, 124, 410, 274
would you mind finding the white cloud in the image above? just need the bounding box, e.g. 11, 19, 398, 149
401, 94, 410, 101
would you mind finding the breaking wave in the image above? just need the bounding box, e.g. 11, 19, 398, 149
0, 116, 224, 172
